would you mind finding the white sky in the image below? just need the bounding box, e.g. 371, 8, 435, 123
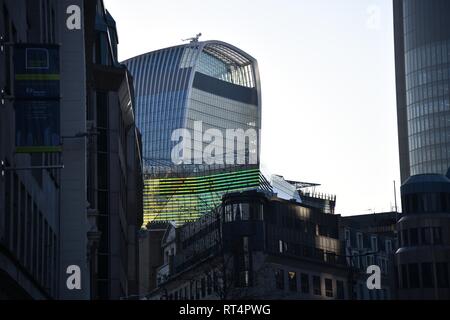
104, 0, 401, 215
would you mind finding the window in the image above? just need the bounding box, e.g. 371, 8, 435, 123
356, 233, 363, 249
238, 271, 250, 288
436, 263, 449, 288
12, 174, 19, 253
207, 273, 212, 295
201, 278, 206, 298
233, 204, 242, 221
359, 284, 364, 300
401, 229, 409, 247
240, 203, 250, 220
249, 203, 262, 220
300, 273, 309, 294
421, 263, 434, 288
288, 272, 297, 292
325, 279, 333, 297
433, 227, 442, 244
235, 237, 251, 288
352, 251, 360, 268
26, 194, 32, 269
38, 212, 43, 283
385, 240, 393, 254
344, 229, 351, 247
421, 228, 432, 245
3, 4, 12, 94
190, 282, 194, 300
336, 280, 345, 300
213, 271, 218, 292
275, 269, 284, 290
401, 264, 408, 289
408, 264, 420, 288
19, 183, 26, 263
224, 204, 234, 222
371, 236, 378, 252
279, 240, 288, 254
94, 32, 112, 65
409, 228, 419, 246
195, 281, 200, 299
367, 255, 374, 266
313, 276, 321, 296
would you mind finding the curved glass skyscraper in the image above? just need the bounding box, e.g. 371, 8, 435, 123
394, 0, 450, 182
124, 41, 261, 166
124, 41, 267, 224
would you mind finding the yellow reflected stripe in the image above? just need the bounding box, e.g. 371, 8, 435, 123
144, 177, 260, 192
145, 172, 260, 186
142, 169, 262, 225
145, 177, 260, 190
144, 171, 259, 186
144, 168, 259, 182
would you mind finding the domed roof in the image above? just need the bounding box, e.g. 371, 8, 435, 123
401, 173, 450, 195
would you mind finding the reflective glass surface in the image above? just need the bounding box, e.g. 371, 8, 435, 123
401, 0, 450, 175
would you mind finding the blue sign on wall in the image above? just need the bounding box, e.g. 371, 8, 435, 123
13, 44, 61, 153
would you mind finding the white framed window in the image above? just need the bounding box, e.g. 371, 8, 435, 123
371, 235, 378, 252
357, 232, 363, 249
344, 229, 351, 247
279, 240, 287, 253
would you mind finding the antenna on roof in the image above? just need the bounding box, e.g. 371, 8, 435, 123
182, 33, 202, 43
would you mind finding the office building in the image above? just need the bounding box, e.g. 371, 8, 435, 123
0, 0, 59, 299
83, 0, 144, 299
394, 0, 450, 182
124, 41, 263, 225
394, 0, 450, 300
144, 190, 351, 300
396, 173, 450, 299
340, 213, 397, 300
138, 222, 168, 295
0, 0, 143, 300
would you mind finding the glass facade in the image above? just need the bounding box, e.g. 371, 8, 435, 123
144, 167, 269, 224
124, 41, 262, 225
395, 0, 450, 180
124, 41, 260, 167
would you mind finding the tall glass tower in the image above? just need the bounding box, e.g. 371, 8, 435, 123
124, 41, 269, 225
394, 0, 450, 183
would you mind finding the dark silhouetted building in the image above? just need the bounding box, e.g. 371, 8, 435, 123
0, 0, 143, 300
144, 190, 351, 300
396, 173, 450, 299
138, 222, 168, 295
394, 0, 450, 300
341, 213, 397, 300
0, 0, 60, 300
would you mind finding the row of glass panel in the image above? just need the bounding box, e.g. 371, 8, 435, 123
409, 140, 450, 163
405, 40, 450, 75
410, 160, 450, 176
406, 82, 450, 106
407, 97, 450, 121
407, 112, 450, 135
